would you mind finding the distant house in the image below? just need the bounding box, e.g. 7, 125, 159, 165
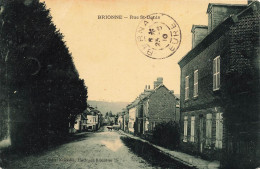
74, 111, 88, 132
178, 1, 259, 168
86, 106, 102, 131
127, 77, 179, 135
123, 109, 129, 132
128, 98, 140, 134
87, 115, 97, 131
117, 112, 124, 130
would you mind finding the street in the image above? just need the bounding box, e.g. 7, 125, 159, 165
6, 127, 154, 169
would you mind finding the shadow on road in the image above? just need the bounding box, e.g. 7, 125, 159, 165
121, 136, 194, 169
0, 132, 91, 168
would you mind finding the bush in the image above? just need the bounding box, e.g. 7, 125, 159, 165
152, 121, 180, 150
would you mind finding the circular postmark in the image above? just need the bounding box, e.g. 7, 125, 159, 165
135, 13, 181, 59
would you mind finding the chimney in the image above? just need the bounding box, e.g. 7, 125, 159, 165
145, 84, 152, 91
191, 25, 208, 48
206, 3, 247, 33
154, 77, 163, 89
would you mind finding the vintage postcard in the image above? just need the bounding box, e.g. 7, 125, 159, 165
0, 0, 259, 168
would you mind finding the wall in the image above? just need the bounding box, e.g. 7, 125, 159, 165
192, 26, 208, 48
180, 34, 228, 113
128, 107, 136, 133
148, 86, 176, 128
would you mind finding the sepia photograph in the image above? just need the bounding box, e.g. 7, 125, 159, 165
0, 0, 259, 168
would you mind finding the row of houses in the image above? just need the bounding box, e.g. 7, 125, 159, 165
71, 105, 103, 133
178, 0, 259, 167
117, 1, 259, 168
117, 77, 180, 135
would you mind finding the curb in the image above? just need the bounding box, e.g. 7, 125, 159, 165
118, 130, 196, 168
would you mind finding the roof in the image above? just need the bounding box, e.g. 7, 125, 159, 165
191, 25, 208, 33
127, 90, 152, 109
207, 3, 247, 13
178, 1, 259, 68
127, 84, 177, 109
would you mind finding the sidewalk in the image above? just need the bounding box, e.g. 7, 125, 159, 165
118, 130, 220, 169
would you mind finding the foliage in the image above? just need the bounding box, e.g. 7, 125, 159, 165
152, 121, 180, 150
0, 0, 87, 150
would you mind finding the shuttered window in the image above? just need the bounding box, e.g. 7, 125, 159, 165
194, 70, 198, 97
215, 113, 223, 149
185, 76, 189, 100
213, 56, 220, 90
190, 116, 195, 142
184, 116, 188, 142
206, 114, 212, 145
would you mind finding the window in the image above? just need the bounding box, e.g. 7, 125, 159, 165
213, 56, 220, 90
194, 70, 198, 97
190, 116, 195, 142
206, 114, 212, 145
185, 76, 189, 100
183, 116, 188, 142
215, 113, 223, 149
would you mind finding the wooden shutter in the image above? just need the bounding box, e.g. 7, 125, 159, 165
191, 116, 195, 142
213, 58, 216, 90
194, 70, 198, 97
184, 116, 188, 142
206, 114, 212, 145
185, 76, 189, 99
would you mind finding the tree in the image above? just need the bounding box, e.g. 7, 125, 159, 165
0, 0, 87, 149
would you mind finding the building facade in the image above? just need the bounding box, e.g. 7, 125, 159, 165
74, 113, 87, 132
178, 1, 259, 168
127, 77, 179, 135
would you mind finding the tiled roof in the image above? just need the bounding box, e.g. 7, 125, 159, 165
127, 84, 177, 108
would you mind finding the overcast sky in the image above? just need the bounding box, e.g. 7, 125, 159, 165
40, 0, 246, 102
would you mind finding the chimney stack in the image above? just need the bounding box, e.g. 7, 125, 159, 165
191, 25, 208, 48
154, 77, 163, 89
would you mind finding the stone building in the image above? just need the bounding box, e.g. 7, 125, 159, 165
178, 1, 259, 168
127, 77, 179, 135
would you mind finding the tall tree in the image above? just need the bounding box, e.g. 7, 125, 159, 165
0, 0, 87, 149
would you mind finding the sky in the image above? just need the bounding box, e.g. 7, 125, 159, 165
40, 0, 247, 102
